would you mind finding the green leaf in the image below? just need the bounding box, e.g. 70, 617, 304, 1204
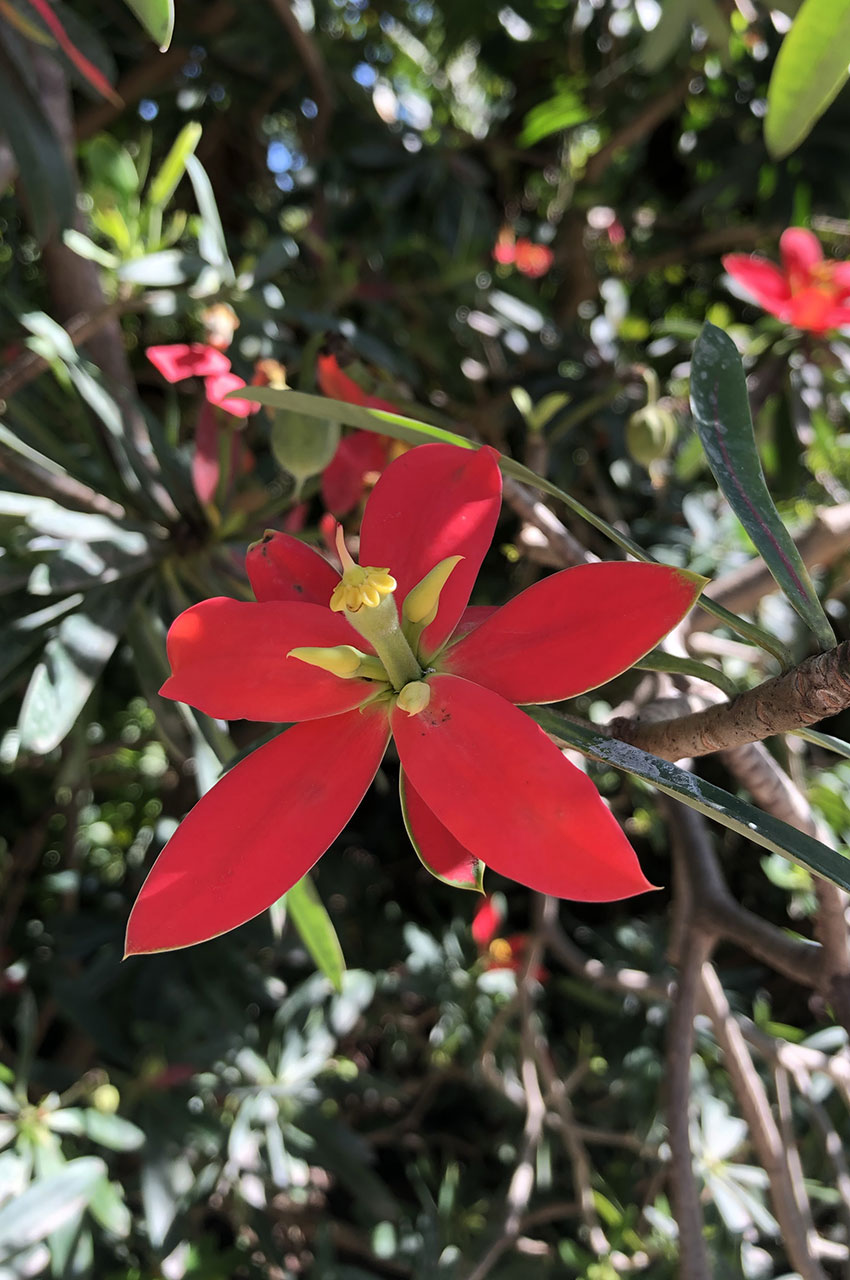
121, 0, 174, 49
793, 727, 850, 760
235, 385, 790, 664
18, 588, 132, 754
531, 708, 850, 893
690, 323, 835, 651
633, 649, 739, 699
47, 1108, 145, 1152
0, 36, 74, 243
117, 249, 206, 286
638, 0, 692, 72
0, 1157, 106, 1260
285, 875, 346, 993
148, 121, 203, 206
765, 0, 850, 159
184, 153, 234, 279
517, 90, 589, 147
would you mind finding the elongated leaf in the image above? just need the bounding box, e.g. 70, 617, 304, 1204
633, 649, 739, 699
0, 38, 73, 243
518, 90, 589, 147
148, 121, 202, 206
0, 1158, 106, 1260
122, 0, 174, 49
793, 727, 850, 760
531, 708, 850, 892
18, 588, 132, 754
236, 385, 790, 664
286, 875, 345, 993
184, 153, 233, 279
24, 0, 120, 103
765, 0, 850, 159
690, 323, 835, 651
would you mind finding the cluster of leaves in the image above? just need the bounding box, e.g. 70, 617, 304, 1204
4, 0, 850, 1276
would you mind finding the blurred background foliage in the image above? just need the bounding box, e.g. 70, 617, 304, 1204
4, 0, 850, 1275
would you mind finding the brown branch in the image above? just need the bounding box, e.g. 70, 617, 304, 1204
701, 964, 830, 1280
611, 642, 850, 761
582, 74, 692, 186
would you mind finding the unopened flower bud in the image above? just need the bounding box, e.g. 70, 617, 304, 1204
402, 556, 463, 626
92, 1083, 120, 1114
270, 411, 341, 485
288, 644, 387, 682
397, 680, 431, 715
626, 405, 677, 468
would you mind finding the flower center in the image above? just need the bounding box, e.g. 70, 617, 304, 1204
329, 563, 397, 614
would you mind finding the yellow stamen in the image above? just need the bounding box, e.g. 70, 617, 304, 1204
488, 938, 513, 965
329, 527, 397, 613
396, 680, 431, 715
402, 555, 464, 626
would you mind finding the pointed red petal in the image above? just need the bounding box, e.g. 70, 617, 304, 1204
192, 402, 220, 504
204, 372, 257, 418
392, 675, 653, 901
125, 708, 390, 954
443, 562, 702, 704
246, 531, 340, 605
399, 770, 483, 891
160, 599, 379, 721
788, 287, 836, 333
317, 353, 399, 411
27, 0, 122, 105
780, 227, 823, 277
146, 344, 231, 382
321, 432, 389, 515
722, 255, 790, 314
359, 444, 502, 656
471, 895, 502, 946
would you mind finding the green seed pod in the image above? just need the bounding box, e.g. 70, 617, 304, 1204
92, 1083, 120, 1114
626, 405, 677, 468
270, 410, 341, 484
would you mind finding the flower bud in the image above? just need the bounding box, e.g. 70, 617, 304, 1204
626, 405, 677, 468
402, 556, 463, 626
397, 681, 431, 715
270, 411, 341, 485
92, 1083, 120, 1114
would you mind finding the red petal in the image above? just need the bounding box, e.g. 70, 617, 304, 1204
192, 401, 220, 504
454, 605, 499, 640
443, 562, 702, 704
722, 255, 790, 313
317, 353, 399, 411
204, 372, 257, 418
829, 262, 850, 293
161, 598, 379, 721
780, 227, 822, 278
125, 708, 390, 954
246, 531, 340, 605
399, 770, 483, 891
788, 287, 836, 333
359, 444, 502, 657
514, 241, 554, 278
147, 344, 231, 382
321, 432, 389, 515
471, 895, 502, 946
392, 675, 654, 901
26, 0, 121, 105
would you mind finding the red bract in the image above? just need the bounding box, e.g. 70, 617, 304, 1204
492, 229, 554, 278
126, 443, 704, 955
723, 229, 850, 334
317, 354, 402, 514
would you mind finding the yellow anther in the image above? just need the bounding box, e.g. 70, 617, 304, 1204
329, 568, 397, 613
402, 555, 464, 626
396, 680, 431, 716
488, 938, 513, 965
288, 644, 386, 681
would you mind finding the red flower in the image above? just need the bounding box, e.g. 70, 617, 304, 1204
146, 344, 257, 504
472, 896, 547, 980
723, 229, 850, 334
125, 444, 703, 955
492, 229, 554, 279
317, 354, 403, 515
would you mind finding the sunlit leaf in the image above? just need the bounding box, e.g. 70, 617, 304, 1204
0, 1158, 106, 1260
690, 323, 835, 651
121, 0, 174, 50
765, 0, 850, 159
285, 875, 346, 993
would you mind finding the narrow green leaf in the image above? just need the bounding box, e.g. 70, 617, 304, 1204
765, 0, 850, 159
633, 649, 739, 699
518, 90, 589, 147
531, 708, 850, 893
793, 727, 850, 760
285, 875, 346, 993
0, 1157, 106, 1260
121, 0, 174, 49
148, 121, 203, 206
0, 38, 74, 242
690, 323, 835, 651
18, 588, 132, 754
184, 153, 233, 279
235, 385, 791, 664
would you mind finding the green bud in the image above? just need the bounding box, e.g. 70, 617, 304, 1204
626, 405, 677, 468
270, 410, 341, 483
92, 1083, 120, 1114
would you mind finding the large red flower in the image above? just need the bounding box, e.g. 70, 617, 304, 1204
723, 229, 850, 334
126, 444, 704, 955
